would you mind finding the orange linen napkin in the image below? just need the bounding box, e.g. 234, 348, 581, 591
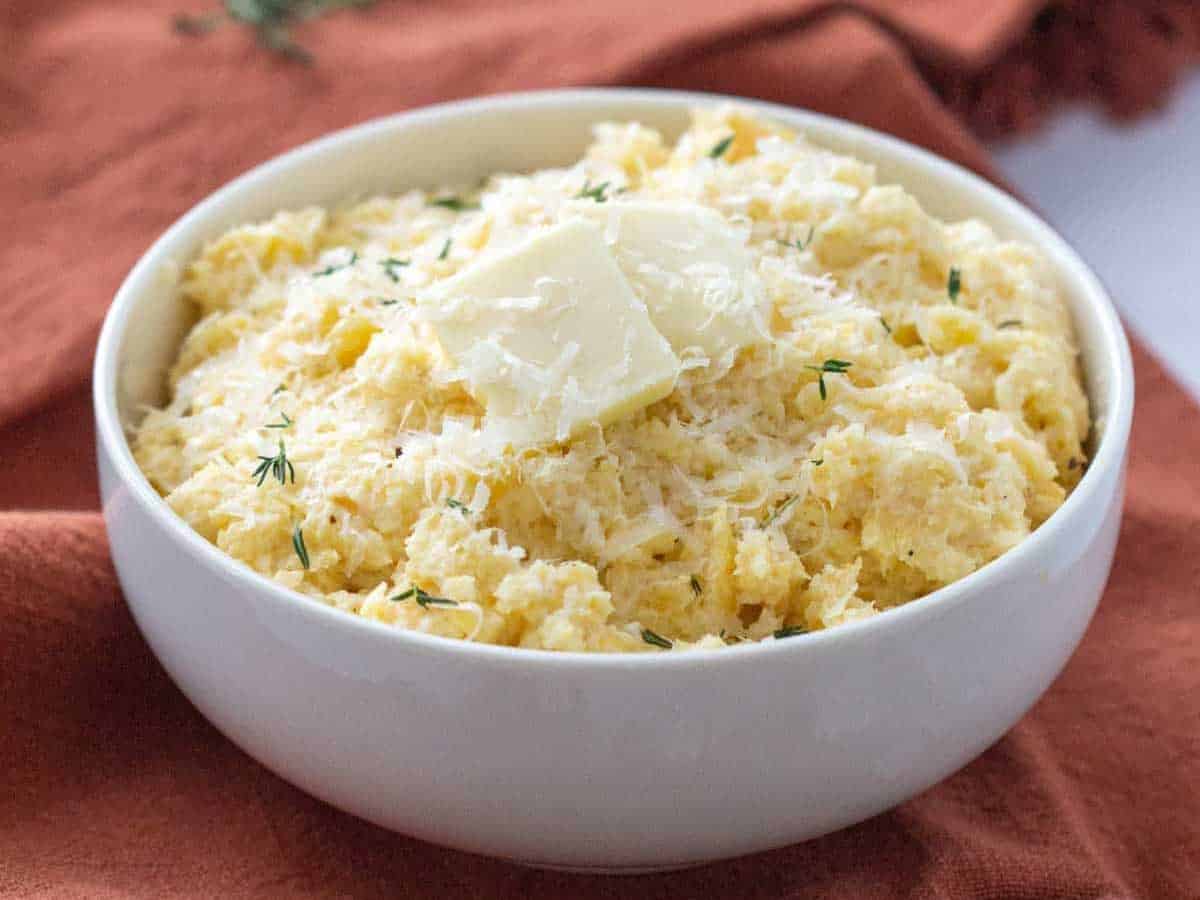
2, 2, 1199, 897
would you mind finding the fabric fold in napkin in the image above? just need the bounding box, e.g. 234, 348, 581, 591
2, 1, 1198, 896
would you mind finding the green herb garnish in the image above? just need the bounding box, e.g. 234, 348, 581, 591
172, 1, 376, 64
380, 257, 409, 283
794, 226, 815, 251
998, 319, 1023, 329
252, 439, 295, 486
947, 267, 962, 304
429, 196, 476, 212
390, 586, 458, 608
880, 317, 892, 335
265, 412, 292, 429
641, 628, 673, 649
314, 250, 358, 277
292, 524, 310, 569
762, 494, 799, 528
576, 179, 612, 203
379, 298, 401, 306
437, 238, 452, 261
271, 383, 287, 395
805, 358, 852, 401
773, 626, 807, 639
446, 499, 469, 513
690, 575, 702, 596
811, 458, 823, 467
708, 134, 734, 159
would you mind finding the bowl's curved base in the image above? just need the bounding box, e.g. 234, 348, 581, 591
516, 860, 703, 875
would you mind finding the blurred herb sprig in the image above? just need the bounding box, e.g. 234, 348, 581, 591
172, 0, 375, 64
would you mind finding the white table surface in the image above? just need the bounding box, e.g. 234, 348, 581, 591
992, 70, 1200, 402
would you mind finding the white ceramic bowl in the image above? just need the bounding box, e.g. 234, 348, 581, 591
94, 89, 1133, 872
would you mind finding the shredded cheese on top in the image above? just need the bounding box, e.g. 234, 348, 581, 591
133, 105, 1090, 652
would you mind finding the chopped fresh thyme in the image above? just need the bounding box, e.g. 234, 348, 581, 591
252, 439, 295, 486
708, 134, 735, 159
380, 257, 410, 282
575, 179, 612, 203
811, 458, 824, 467
762, 494, 799, 527
291, 524, 310, 569
794, 225, 816, 251
998, 319, 1023, 329
446, 499, 469, 513
880, 316, 892, 335
437, 238, 452, 261
171, 0, 376, 64
948, 267, 962, 304
641, 628, 673, 649
420, 589, 450, 606
265, 412, 292, 429
805, 358, 852, 400
690, 575, 702, 596
271, 383, 287, 395
429, 196, 476, 211
379, 298, 401, 306
390, 586, 458, 608
773, 626, 807, 639
314, 250, 358, 277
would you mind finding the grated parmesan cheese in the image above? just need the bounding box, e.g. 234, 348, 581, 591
133, 105, 1090, 652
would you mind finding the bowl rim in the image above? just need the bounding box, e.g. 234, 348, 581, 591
93, 87, 1135, 669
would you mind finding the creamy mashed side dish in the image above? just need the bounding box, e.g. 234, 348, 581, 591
133, 107, 1090, 652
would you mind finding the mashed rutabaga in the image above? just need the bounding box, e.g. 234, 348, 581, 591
133, 106, 1089, 652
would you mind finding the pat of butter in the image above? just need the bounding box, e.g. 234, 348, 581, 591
421, 220, 680, 446
581, 201, 768, 360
